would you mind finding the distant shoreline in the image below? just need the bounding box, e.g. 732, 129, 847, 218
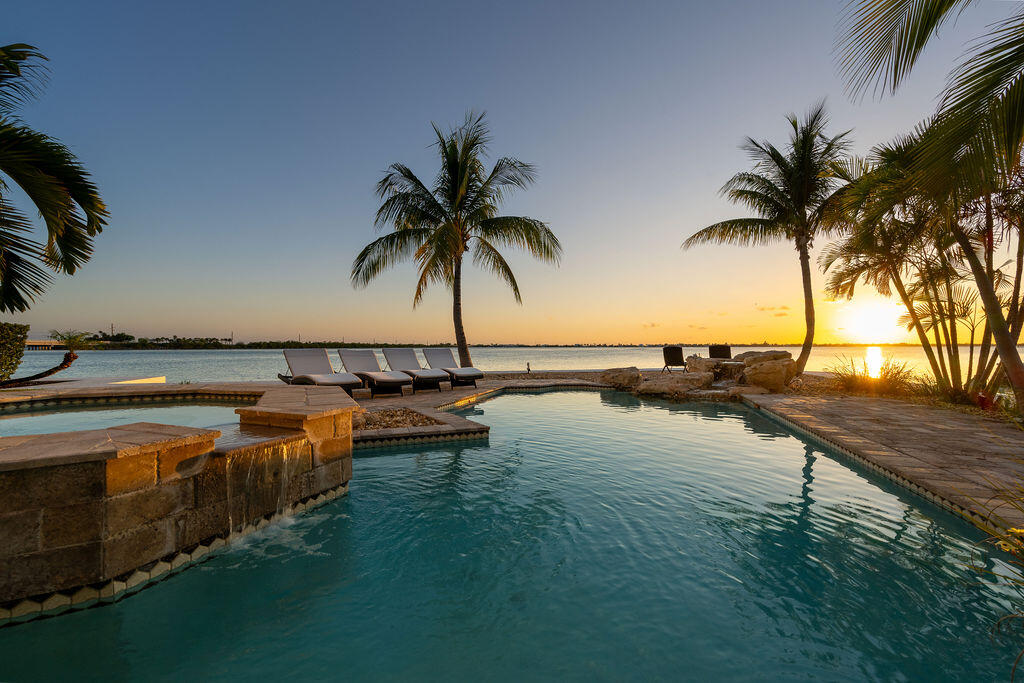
25, 342, 1024, 351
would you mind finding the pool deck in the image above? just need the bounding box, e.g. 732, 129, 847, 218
745, 393, 1024, 534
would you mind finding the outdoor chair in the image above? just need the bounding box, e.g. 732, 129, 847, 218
338, 349, 412, 398
708, 344, 732, 359
422, 348, 484, 387
662, 345, 686, 372
279, 349, 363, 395
382, 348, 450, 392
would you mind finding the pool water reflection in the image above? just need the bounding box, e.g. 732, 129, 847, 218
0, 390, 1017, 681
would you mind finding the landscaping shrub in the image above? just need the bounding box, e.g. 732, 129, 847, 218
0, 322, 29, 381
826, 355, 916, 395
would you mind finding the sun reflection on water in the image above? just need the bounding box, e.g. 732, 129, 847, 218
865, 346, 883, 379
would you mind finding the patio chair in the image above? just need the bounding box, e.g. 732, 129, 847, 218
708, 344, 732, 359
662, 345, 686, 372
422, 348, 484, 387
338, 349, 412, 398
280, 349, 363, 395
382, 348, 450, 392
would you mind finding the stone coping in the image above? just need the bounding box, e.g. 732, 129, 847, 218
0, 423, 220, 472
744, 394, 1024, 535
0, 383, 357, 471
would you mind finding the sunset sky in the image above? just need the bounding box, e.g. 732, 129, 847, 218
5, 0, 1006, 344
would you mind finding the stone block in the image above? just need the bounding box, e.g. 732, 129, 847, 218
302, 415, 337, 442
0, 509, 41, 558
0, 543, 102, 602
310, 459, 350, 495
41, 501, 102, 549
312, 437, 351, 466
105, 482, 189, 537
0, 462, 105, 512
192, 455, 228, 507
179, 499, 229, 548
105, 453, 157, 496
157, 441, 213, 481
102, 520, 175, 578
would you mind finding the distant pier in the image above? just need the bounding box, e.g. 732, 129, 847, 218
24, 340, 64, 351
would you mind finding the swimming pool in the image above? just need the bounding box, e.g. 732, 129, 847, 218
0, 400, 249, 436
0, 389, 1017, 680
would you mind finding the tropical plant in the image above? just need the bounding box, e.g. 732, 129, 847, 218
825, 355, 916, 395
351, 112, 562, 366
683, 102, 849, 374
823, 124, 1024, 409
0, 43, 108, 314
838, 2, 1024, 410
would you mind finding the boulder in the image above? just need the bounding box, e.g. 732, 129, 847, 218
735, 349, 793, 366
599, 366, 643, 390
685, 356, 718, 374
635, 372, 714, 399
742, 359, 796, 392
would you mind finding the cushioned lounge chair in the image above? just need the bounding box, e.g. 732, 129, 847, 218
338, 349, 412, 398
382, 348, 449, 392
280, 349, 363, 395
422, 348, 484, 387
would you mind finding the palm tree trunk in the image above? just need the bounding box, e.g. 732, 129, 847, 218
452, 254, 472, 367
795, 242, 815, 375
951, 225, 1024, 408
0, 351, 78, 389
890, 267, 947, 389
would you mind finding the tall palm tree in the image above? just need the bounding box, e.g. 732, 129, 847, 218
0, 43, 107, 314
351, 112, 562, 367
682, 103, 849, 374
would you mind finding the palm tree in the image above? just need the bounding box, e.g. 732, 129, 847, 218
683, 103, 849, 374
351, 112, 561, 367
0, 43, 107, 314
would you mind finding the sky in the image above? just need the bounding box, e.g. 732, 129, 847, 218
3, 0, 1010, 344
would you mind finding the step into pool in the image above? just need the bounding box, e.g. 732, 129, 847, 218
0, 389, 1018, 680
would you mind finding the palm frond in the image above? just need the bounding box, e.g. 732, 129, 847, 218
472, 237, 522, 303
0, 199, 51, 313
838, 0, 976, 99
682, 218, 788, 249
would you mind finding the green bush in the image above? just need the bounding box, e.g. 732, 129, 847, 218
825, 355, 917, 395
0, 322, 29, 382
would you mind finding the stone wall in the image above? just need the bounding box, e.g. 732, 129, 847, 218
0, 384, 357, 621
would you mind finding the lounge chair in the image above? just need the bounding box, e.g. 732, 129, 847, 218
338, 349, 412, 398
382, 348, 450, 392
662, 345, 686, 373
422, 348, 484, 387
280, 349, 363, 395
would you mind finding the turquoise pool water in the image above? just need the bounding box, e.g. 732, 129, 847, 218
0, 402, 247, 436
0, 390, 1018, 681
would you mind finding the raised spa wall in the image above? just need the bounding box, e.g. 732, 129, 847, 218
0, 384, 357, 621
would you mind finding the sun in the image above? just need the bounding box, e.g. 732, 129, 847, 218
835, 299, 907, 344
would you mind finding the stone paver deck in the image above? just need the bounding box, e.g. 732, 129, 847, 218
746, 394, 1024, 533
